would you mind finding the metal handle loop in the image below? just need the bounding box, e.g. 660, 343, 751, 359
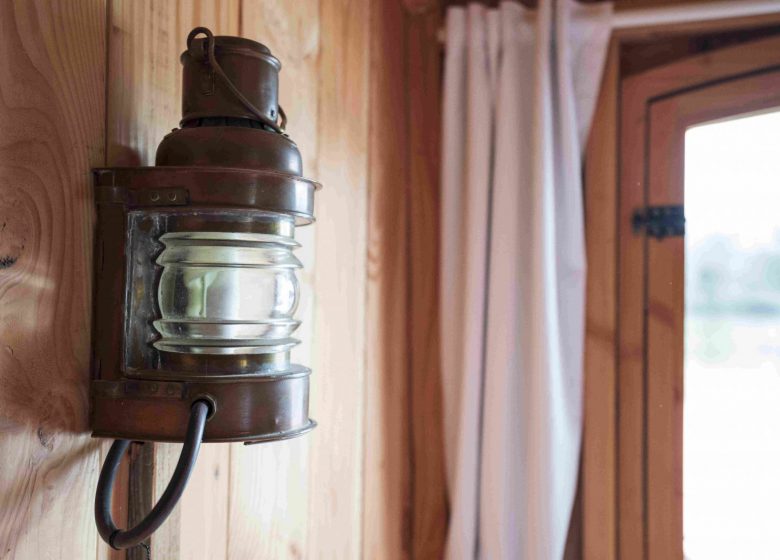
186, 26, 287, 132
95, 401, 209, 550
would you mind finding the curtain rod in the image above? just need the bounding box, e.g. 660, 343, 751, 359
438, 0, 780, 43
613, 0, 780, 29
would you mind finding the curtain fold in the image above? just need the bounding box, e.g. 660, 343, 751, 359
440, 2, 611, 558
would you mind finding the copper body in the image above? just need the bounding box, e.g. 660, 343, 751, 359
90, 31, 319, 444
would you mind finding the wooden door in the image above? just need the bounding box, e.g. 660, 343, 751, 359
618, 36, 780, 560
645, 69, 780, 559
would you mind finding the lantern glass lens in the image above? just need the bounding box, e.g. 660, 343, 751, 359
154, 231, 301, 346
123, 210, 301, 370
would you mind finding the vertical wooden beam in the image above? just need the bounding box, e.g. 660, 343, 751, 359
364, 0, 412, 557
617, 62, 650, 560
126, 444, 154, 560
177, 443, 229, 559
644, 95, 685, 560
583, 40, 619, 560
406, 4, 449, 559
307, 0, 370, 558
366, 2, 448, 558
365, 1, 449, 557
0, 0, 106, 558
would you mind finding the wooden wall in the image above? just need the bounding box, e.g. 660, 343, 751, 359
0, 0, 447, 559
365, 1, 448, 559
0, 0, 106, 557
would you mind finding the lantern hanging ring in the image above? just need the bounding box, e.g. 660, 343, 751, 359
186, 26, 287, 132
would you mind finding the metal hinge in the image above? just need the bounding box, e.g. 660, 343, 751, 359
632, 205, 685, 239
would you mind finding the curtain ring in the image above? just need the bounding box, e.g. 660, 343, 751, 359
94, 401, 210, 550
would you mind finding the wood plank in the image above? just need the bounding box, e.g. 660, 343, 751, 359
227, 439, 310, 559
366, 3, 450, 557
406, 5, 449, 560
582, 39, 619, 560
127, 443, 154, 560
0, 0, 106, 558
620, 34, 780, 103
178, 444, 229, 560
105, 2, 238, 558
364, 0, 412, 557
645, 94, 686, 560
617, 54, 650, 560
226, 2, 319, 557
307, 0, 369, 557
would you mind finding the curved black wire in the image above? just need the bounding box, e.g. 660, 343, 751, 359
95, 401, 209, 550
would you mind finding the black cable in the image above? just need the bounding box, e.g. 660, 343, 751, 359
95, 400, 209, 550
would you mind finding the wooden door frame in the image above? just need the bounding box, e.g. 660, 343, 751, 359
583, 20, 780, 560
645, 69, 780, 559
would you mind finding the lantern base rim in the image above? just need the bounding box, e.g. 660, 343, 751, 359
91, 419, 317, 445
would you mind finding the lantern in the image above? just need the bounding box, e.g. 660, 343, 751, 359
91, 27, 319, 549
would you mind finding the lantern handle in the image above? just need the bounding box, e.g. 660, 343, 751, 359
94, 400, 210, 550
187, 26, 287, 133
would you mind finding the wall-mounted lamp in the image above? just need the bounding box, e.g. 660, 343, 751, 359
91, 27, 319, 549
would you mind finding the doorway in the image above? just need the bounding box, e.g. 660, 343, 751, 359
684, 110, 780, 558
583, 28, 780, 560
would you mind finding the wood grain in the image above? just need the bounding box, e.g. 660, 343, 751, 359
178, 443, 229, 559
364, 0, 412, 557
617, 61, 653, 560
365, 2, 449, 558
0, 0, 104, 432
645, 94, 686, 560
582, 39, 619, 560
406, 5, 449, 559
126, 443, 154, 560
307, 0, 369, 558
0, 0, 106, 558
364, 2, 449, 558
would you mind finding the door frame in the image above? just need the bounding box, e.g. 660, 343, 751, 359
645, 69, 780, 559
583, 24, 780, 560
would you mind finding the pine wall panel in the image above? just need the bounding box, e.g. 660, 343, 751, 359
0, 1, 444, 558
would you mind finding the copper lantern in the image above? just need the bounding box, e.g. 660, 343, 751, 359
91, 27, 319, 549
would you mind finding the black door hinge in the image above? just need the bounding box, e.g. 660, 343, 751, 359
632, 205, 685, 239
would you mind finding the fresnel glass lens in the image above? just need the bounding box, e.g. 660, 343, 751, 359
155, 217, 301, 357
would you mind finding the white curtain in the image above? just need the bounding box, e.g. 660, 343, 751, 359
440, 1, 611, 559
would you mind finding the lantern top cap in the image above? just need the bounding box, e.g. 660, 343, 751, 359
180, 27, 284, 130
